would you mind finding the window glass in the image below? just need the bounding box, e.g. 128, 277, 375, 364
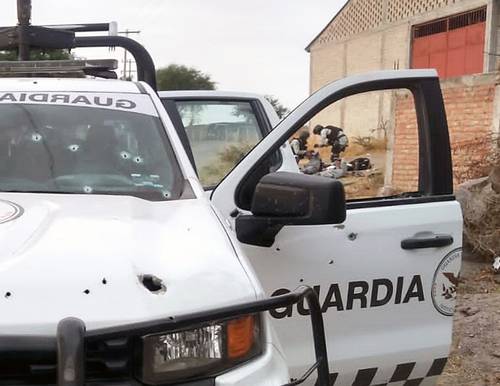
175, 101, 262, 187
0, 104, 182, 201
289, 89, 419, 201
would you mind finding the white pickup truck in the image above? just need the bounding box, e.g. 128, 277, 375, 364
0, 70, 462, 386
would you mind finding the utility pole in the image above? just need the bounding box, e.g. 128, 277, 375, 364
17, 0, 32, 60
119, 29, 140, 80
128, 59, 133, 79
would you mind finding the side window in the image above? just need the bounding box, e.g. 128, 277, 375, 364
175, 100, 264, 188
289, 89, 419, 201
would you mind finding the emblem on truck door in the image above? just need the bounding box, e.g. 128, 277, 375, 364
0, 200, 23, 224
431, 248, 462, 316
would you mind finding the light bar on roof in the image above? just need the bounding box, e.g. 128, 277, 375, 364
0, 59, 118, 79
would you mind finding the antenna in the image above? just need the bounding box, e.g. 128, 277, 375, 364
17, 0, 32, 60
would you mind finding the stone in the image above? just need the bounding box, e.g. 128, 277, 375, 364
490, 166, 500, 194
459, 306, 481, 316
456, 175, 500, 261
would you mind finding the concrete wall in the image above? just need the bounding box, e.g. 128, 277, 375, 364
486, 0, 500, 71
310, 21, 410, 138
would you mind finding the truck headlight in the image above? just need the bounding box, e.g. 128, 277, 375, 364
141, 315, 262, 384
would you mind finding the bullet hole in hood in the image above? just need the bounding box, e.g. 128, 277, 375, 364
139, 274, 166, 294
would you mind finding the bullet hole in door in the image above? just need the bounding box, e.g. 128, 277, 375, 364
348, 233, 358, 241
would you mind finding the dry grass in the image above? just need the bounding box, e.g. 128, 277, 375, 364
343, 171, 385, 199
199, 143, 254, 186
452, 135, 500, 184
343, 143, 368, 158
352, 136, 387, 152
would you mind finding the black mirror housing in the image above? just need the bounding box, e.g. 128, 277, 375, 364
236, 172, 346, 247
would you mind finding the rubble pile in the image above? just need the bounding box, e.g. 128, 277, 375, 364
456, 166, 500, 261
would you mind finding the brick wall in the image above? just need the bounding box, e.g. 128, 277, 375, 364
392, 73, 498, 191
392, 91, 420, 192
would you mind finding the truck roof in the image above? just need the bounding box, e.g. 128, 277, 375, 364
0, 78, 144, 93
158, 90, 266, 100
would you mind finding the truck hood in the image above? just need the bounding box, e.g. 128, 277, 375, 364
0, 193, 255, 335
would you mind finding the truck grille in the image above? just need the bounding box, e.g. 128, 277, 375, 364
0, 337, 132, 385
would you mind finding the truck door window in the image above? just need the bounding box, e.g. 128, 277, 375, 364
289, 89, 419, 201
174, 100, 263, 188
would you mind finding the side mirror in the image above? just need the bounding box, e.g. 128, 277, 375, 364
236, 172, 346, 247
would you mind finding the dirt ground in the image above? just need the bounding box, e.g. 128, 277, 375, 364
437, 253, 500, 386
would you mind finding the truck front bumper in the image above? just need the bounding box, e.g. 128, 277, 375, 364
0, 287, 330, 386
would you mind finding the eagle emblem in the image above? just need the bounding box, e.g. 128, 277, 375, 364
441, 272, 459, 300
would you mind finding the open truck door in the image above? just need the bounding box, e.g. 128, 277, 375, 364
210, 70, 462, 385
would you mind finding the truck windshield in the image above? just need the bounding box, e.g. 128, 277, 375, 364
0, 99, 183, 201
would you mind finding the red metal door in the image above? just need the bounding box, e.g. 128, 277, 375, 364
411, 8, 486, 78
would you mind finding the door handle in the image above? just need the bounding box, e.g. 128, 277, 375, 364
401, 234, 454, 250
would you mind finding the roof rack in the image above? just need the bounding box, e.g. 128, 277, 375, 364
0, 59, 118, 78
0, 18, 156, 89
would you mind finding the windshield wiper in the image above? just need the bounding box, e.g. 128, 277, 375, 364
0, 190, 79, 194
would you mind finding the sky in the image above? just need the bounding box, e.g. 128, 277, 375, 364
0, 0, 348, 108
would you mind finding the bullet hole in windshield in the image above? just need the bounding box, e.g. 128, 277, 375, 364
162, 191, 171, 199
102, 278, 107, 285
4, 291, 11, 299
134, 156, 144, 164
68, 144, 80, 152
31, 133, 42, 142
120, 151, 130, 160
139, 274, 166, 294
83, 289, 90, 295
83, 186, 93, 194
